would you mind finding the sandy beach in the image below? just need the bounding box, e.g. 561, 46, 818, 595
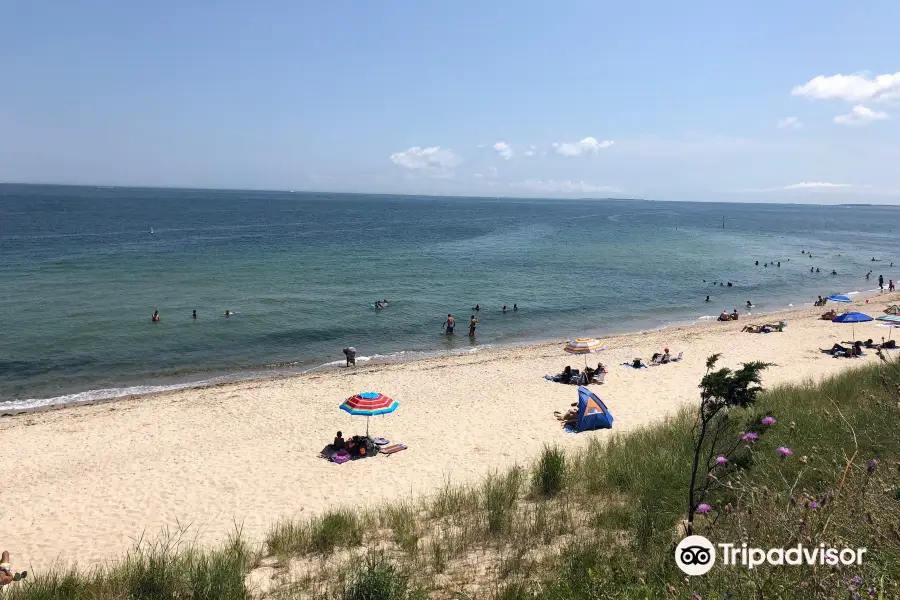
3, 293, 898, 571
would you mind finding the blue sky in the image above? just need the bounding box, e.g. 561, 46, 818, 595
2, 1, 899, 203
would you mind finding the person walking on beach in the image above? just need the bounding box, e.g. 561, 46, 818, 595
469, 315, 479, 337
879, 274, 884, 290
443, 314, 455, 334
890, 280, 895, 291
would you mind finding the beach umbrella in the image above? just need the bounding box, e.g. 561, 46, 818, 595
564, 337, 605, 367
828, 295, 852, 303
340, 392, 399, 437
876, 323, 900, 342
884, 305, 900, 315
832, 312, 874, 340
876, 314, 900, 324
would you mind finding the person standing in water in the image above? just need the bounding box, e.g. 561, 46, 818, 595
705, 295, 710, 303
192, 310, 197, 319
443, 314, 455, 334
879, 274, 884, 290
502, 305, 507, 313
513, 304, 518, 312
469, 315, 478, 336
151, 310, 160, 322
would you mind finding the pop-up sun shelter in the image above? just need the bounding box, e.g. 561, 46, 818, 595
575, 386, 613, 431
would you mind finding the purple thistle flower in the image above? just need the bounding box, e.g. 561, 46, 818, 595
716, 456, 728, 465
742, 432, 759, 441
808, 501, 820, 509
866, 459, 878, 474
691, 593, 702, 600
761, 416, 776, 426
696, 503, 712, 514
849, 575, 863, 587
777, 446, 793, 457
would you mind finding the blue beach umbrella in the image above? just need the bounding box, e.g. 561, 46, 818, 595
832, 312, 873, 340
827, 295, 852, 303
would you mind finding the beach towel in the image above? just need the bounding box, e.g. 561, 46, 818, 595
380, 443, 407, 455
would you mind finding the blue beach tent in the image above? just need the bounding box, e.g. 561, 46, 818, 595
575, 387, 614, 431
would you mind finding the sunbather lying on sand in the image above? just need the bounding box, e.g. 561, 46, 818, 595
822, 342, 863, 357
820, 310, 837, 320
0, 551, 27, 586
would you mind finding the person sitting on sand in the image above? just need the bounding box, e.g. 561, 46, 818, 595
0, 551, 27, 587
333, 431, 346, 451
554, 403, 578, 425
662, 348, 671, 363
718, 311, 731, 322
821, 309, 837, 320
731, 309, 739, 320
559, 365, 573, 384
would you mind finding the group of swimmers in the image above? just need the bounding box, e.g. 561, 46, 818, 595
441, 303, 518, 337
151, 309, 231, 322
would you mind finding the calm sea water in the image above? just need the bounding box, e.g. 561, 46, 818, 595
1, 184, 897, 409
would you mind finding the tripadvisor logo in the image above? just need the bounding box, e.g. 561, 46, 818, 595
675, 535, 867, 575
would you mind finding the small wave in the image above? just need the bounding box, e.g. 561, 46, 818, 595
1, 376, 238, 414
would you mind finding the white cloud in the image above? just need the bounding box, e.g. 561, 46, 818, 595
523, 145, 537, 157
781, 182, 852, 190
792, 72, 900, 103
833, 104, 889, 126
390, 146, 461, 175
514, 179, 619, 194
746, 181, 854, 193
473, 166, 499, 179
777, 116, 801, 130
551, 137, 615, 157
493, 142, 514, 160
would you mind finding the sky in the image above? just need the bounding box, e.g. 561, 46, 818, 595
2, 1, 900, 203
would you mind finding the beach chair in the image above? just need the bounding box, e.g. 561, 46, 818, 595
671, 351, 684, 362
592, 370, 606, 384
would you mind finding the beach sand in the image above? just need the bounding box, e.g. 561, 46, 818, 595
3, 293, 898, 571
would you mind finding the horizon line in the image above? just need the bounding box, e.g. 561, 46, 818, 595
0, 180, 895, 208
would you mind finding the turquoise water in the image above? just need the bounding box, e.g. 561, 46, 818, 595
1, 184, 897, 409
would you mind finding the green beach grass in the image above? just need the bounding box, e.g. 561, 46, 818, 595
6, 357, 899, 599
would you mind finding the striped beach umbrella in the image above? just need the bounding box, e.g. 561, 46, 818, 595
564, 338, 605, 367
884, 305, 900, 315
340, 392, 399, 436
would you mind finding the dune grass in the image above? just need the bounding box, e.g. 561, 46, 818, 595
7, 358, 899, 599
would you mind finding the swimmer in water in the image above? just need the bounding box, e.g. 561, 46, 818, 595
755, 261, 759, 266
502, 305, 507, 313
513, 303, 518, 312
224, 310, 233, 317
469, 315, 478, 336
152, 310, 160, 322
443, 314, 455, 334
705, 295, 710, 303
192, 310, 196, 319
746, 301, 753, 309
474, 304, 480, 312
727, 282, 732, 287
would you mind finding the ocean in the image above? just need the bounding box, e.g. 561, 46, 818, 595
1, 184, 896, 410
